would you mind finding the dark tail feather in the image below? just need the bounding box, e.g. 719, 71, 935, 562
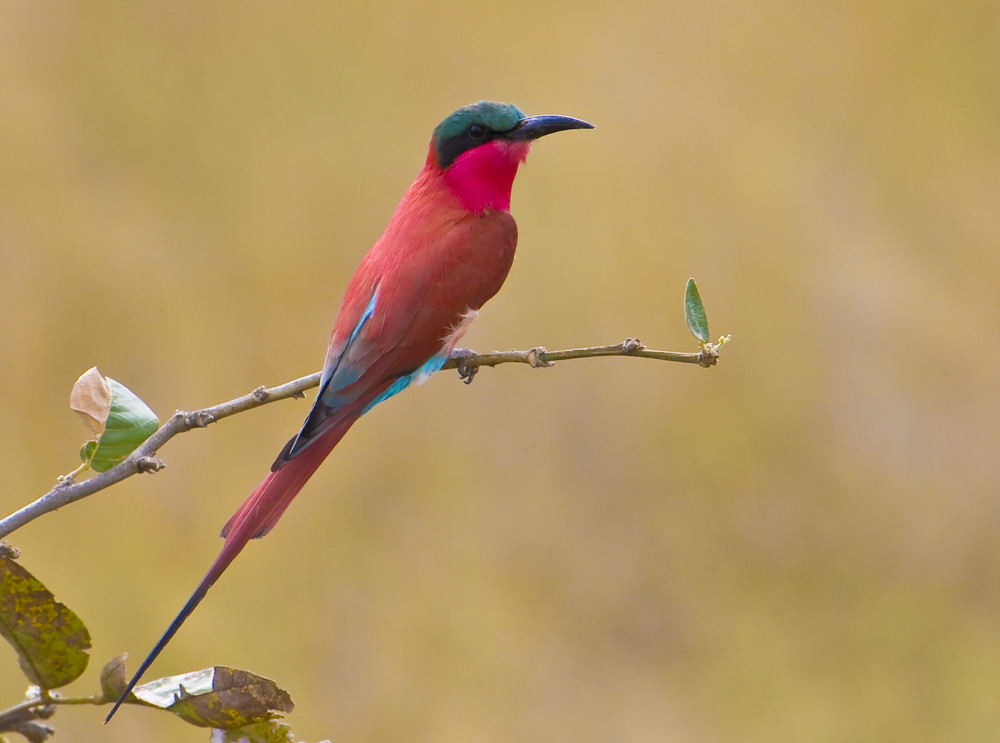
103, 544, 240, 722
105, 421, 354, 723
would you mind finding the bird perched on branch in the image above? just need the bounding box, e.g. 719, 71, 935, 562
106, 100, 593, 721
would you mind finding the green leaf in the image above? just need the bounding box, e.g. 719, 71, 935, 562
0, 553, 91, 689
79, 441, 97, 464
213, 719, 295, 743
684, 278, 710, 343
130, 666, 294, 729
71, 367, 159, 473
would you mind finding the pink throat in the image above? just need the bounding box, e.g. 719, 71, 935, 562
441, 140, 531, 213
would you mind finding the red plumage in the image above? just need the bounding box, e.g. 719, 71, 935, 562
106, 102, 591, 722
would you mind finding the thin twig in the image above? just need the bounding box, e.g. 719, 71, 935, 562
0, 373, 321, 538
0, 690, 109, 742
0, 338, 721, 538
441, 338, 717, 373
0, 696, 55, 743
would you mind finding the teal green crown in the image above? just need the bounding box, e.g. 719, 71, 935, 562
433, 101, 525, 143
432, 101, 526, 168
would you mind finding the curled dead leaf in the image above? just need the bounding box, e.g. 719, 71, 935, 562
70, 367, 112, 437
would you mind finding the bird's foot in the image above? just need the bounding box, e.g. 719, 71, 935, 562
450, 348, 480, 385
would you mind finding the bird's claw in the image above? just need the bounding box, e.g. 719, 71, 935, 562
451, 348, 480, 385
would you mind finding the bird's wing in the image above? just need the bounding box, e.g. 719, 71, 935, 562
275, 208, 517, 467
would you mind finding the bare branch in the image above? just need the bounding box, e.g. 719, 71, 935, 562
0, 372, 321, 538
0, 338, 722, 538
0, 697, 55, 742
441, 337, 722, 373
0, 689, 109, 742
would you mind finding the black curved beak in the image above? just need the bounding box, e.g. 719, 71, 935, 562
505, 114, 595, 142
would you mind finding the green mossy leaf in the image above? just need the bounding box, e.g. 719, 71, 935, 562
131, 667, 294, 729
684, 278, 711, 343
212, 719, 295, 743
0, 554, 91, 689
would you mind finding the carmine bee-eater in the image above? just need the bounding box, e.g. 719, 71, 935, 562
106, 100, 593, 722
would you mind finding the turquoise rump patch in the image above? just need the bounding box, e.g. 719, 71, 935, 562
362, 353, 450, 414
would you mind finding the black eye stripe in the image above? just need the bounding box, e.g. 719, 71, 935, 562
436, 123, 500, 168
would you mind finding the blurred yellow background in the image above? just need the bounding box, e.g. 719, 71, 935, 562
2, 1, 998, 741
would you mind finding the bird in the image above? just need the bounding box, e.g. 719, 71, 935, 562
105, 100, 593, 722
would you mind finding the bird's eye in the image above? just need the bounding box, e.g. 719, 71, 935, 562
468, 124, 486, 139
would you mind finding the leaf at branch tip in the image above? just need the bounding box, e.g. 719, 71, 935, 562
684, 278, 711, 343
131, 666, 294, 729
100, 655, 129, 701
70, 367, 159, 473
0, 554, 91, 689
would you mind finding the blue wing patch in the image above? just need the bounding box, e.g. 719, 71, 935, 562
277, 287, 380, 465
275, 283, 451, 468
317, 288, 380, 409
